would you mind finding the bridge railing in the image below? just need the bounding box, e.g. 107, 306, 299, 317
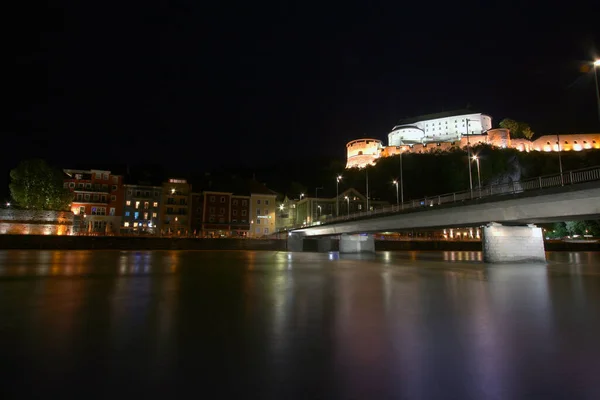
310, 165, 600, 227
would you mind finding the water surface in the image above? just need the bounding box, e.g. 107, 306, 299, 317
0, 250, 599, 399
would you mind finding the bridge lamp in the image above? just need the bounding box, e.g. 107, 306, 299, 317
6, 202, 10, 207
279, 204, 284, 211
300, 193, 304, 199
392, 180, 399, 208
317, 205, 322, 217
344, 196, 350, 217
336, 175, 342, 217
594, 60, 600, 126
472, 155, 481, 192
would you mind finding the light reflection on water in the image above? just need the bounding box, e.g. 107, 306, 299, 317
0, 250, 599, 399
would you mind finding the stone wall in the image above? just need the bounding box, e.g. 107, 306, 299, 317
0, 209, 74, 236
482, 223, 546, 263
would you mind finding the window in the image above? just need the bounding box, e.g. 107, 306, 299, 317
112, 176, 118, 183
219, 208, 225, 215
167, 207, 173, 214
109, 208, 115, 216
84, 194, 90, 200
255, 228, 261, 234
145, 191, 150, 197
256, 208, 260, 215
144, 212, 148, 220
210, 196, 216, 202
209, 217, 215, 223
109, 195, 115, 201
219, 217, 225, 223
127, 190, 132, 195
220, 196, 226, 203
77, 194, 83, 201
63, 182, 68, 189
242, 210, 247, 216
126, 200, 131, 206
257, 199, 261, 204
93, 194, 99, 201
144, 202, 149, 209
133, 222, 138, 228
242, 200, 247, 206
232, 219, 238, 223
69, 182, 75, 188
95, 172, 102, 179
152, 212, 157, 218
233, 199, 238, 206
256, 219, 260, 225
134, 212, 139, 219
153, 202, 158, 207
79, 206, 85, 214
209, 207, 215, 214
125, 211, 130, 217
85, 183, 92, 189
358, 204, 362, 210
135, 201, 140, 209
264, 228, 268, 234
179, 198, 186, 205
232, 210, 237, 216
264, 209, 268, 215
112, 185, 117, 191
265, 200, 269, 205
124, 222, 130, 227
103, 173, 109, 180
154, 191, 159, 197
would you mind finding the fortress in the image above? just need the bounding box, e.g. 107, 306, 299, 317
346, 110, 600, 169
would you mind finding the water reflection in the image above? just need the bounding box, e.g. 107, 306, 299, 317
0, 250, 599, 398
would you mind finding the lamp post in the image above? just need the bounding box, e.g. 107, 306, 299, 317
315, 187, 323, 224
465, 118, 473, 198
472, 155, 481, 196
399, 147, 404, 209
344, 196, 349, 217
594, 59, 600, 125
365, 167, 369, 212
557, 133, 564, 185
300, 193, 304, 199
392, 180, 399, 208
317, 205, 322, 218
336, 175, 342, 217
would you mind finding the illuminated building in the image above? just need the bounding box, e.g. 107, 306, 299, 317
159, 178, 191, 236
122, 184, 162, 235
248, 185, 278, 238
63, 169, 124, 234
346, 110, 600, 169
200, 191, 233, 238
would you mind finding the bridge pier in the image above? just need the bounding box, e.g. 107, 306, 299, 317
339, 233, 375, 253
287, 233, 305, 252
482, 222, 546, 263
317, 237, 336, 252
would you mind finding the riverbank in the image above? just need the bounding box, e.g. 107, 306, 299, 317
1, 234, 599, 252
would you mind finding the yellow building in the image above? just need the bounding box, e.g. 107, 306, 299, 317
249, 191, 278, 238
159, 178, 192, 236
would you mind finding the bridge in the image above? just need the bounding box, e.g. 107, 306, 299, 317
288, 166, 600, 263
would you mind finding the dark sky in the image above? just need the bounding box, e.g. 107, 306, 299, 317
4, 1, 600, 196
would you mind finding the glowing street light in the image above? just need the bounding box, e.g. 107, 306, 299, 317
300, 193, 304, 199
392, 180, 399, 207
472, 155, 481, 196
317, 205, 322, 218
344, 196, 349, 217
336, 175, 342, 217
279, 204, 284, 211
6, 202, 10, 207
594, 59, 600, 126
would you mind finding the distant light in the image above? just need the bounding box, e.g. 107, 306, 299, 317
594, 59, 600, 66
472, 155, 478, 160
6, 202, 10, 207
171, 188, 175, 194
279, 204, 284, 211
392, 180, 397, 185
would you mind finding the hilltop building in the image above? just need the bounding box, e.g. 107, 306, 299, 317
346, 110, 600, 169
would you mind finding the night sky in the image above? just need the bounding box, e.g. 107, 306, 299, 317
4, 2, 600, 197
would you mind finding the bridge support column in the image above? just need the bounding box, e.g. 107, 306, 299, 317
482, 223, 546, 263
287, 233, 305, 252
317, 237, 335, 252
339, 233, 375, 253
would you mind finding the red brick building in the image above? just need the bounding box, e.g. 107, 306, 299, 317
230, 195, 250, 237
64, 169, 124, 234
201, 191, 232, 237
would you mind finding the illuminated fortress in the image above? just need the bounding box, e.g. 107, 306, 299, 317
346, 110, 600, 169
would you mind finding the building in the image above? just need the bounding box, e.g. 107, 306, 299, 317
293, 188, 389, 227
346, 110, 600, 169
159, 178, 192, 236
248, 184, 278, 238
190, 192, 203, 236
230, 195, 250, 237
122, 184, 162, 235
275, 196, 299, 232
200, 191, 233, 238
64, 169, 124, 234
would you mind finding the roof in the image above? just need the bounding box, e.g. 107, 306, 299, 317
396, 109, 484, 125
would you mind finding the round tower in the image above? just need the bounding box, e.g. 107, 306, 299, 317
346, 139, 383, 169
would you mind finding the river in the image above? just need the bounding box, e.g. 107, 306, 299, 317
0, 250, 599, 399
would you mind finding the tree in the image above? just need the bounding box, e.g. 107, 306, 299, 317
9, 159, 72, 211
499, 118, 534, 139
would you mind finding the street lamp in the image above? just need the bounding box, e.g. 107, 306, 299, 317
465, 118, 474, 198
399, 147, 404, 209
594, 59, 600, 125
392, 180, 399, 208
472, 155, 481, 196
317, 205, 322, 218
300, 193, 304, 199
315, 187, 323, 223
336, 175, 342, 217
5, 202, 10, 207
344, 196, 349, 217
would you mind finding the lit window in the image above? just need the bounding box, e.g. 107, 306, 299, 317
153, 202, 158, 207
133, 222, 138, 227
134, 212, 139, 219
126, 200, 131, 206
125, 211, 130, 217
144, 212, 148, 220
144, 202, 149, 209
152, 213, 157, 218
124, 222, 130, 227
135, 201, 140, 209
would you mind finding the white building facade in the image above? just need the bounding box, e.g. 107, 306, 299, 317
388, 111, 492, 145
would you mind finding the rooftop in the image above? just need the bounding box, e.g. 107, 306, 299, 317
396, 109, 484, 126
